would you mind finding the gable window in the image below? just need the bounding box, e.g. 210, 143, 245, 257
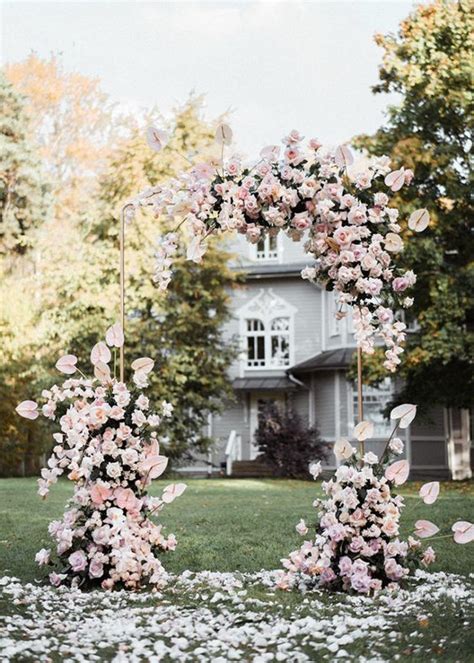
238, 289, 297, 371
352, 378, 393, 437
256, 234, 279, 260
249, 234, 281, 262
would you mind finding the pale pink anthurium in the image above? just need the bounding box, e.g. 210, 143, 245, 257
146, 126, 169, 152
105, 323, 124, 348
419, 481, 440, 505
140, 454, 168, 479
335, 144, 354, 169
384, 233, 403, 253
91, 341, 111, 366
131, 357, 154, 375
215, 123, 233, 146
390, 403, 417, 429
94, 361, 111, 383
260, 145, 280, 162
415, 520, 440, 539
55, 354, 78, 375
452, 521, 474, 544
385, 459, 410, 485
16, 400, 39, 420
334, 437, 355, 461
354, 420, 374, 441
408, 208, 430, 232
384, 168, 406, 192
161, 483, 187, 504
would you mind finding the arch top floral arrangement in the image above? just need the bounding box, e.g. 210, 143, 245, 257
129, 124, 431, 371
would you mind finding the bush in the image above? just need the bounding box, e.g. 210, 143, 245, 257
255, 402, 327, 479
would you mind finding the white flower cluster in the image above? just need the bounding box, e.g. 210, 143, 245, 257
132, 127, 430, 371
17, 326, 185, 590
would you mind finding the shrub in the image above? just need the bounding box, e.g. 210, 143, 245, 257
255, 402, 327, 479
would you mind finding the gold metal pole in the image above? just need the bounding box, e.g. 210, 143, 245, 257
357, 345, 364, 455
119, 204, 132, 383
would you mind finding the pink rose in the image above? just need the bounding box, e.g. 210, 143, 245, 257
393, 277, 409, 292
89, 558, 104, 578
68, 550, 87, 572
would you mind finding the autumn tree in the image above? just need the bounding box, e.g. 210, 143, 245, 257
355, 0, 473, 410
5, 54, 119, 213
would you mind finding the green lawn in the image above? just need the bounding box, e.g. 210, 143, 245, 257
0, 478, 473, 661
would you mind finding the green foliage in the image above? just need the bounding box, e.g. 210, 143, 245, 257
0, 87, 239, 472
0, 72, 50, 254
355, 0, 474, 409
255, 403, 327, 479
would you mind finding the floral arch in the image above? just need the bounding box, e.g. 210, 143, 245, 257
15, 122, 472, 595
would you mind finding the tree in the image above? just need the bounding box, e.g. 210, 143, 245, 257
0, 72, 50, 254
33, 96, 240, 463
5, 54, 119, 213
355, 0, 474, 410
255, 403, 327, 479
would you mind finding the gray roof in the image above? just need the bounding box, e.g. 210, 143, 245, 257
290, 348, 356, 373
232, 262, 313, 280
232, 376, 306, 391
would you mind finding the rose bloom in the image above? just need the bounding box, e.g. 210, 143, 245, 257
89, 558, 104, 578
69, 549, 87, 572
90, 406, 110, 426
106, 462, 122, 479
92, 525, 111, 546
382, 517, 399, 537
122, 448, 139, 466
389, 437, 404, 454
109, 406, 125, 420
131, 410, 147, 428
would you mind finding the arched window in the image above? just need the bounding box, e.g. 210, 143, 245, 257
238, 289, 296, 371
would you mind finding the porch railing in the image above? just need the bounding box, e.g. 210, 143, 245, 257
225, 430, 242, 476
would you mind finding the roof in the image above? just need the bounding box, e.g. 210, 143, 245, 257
232, 262, 315, 280
232, 376, 306, 391
290, 348, 356, 373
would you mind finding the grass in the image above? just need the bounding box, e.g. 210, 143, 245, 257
0, 478, 473, 661
1, 478, 472, 580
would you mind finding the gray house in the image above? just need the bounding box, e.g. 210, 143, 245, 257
186, 232, 472, 481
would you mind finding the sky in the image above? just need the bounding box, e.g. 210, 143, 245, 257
1, 1, 420, 156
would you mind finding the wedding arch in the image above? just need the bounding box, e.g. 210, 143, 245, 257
16, 122, 472, 593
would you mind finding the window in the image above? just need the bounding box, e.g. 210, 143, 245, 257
246, 319, 266, 367
238, 289, 297, 370
353, 378, 393, 437
249, 234, 281, 262
245, 316, 291, 368
270, 317, 290, 367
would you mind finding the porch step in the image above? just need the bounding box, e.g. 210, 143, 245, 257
231, 460, 274, 478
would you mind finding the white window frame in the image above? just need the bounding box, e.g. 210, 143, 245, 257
237, 289, 297, 372
249, 233, 282, 263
